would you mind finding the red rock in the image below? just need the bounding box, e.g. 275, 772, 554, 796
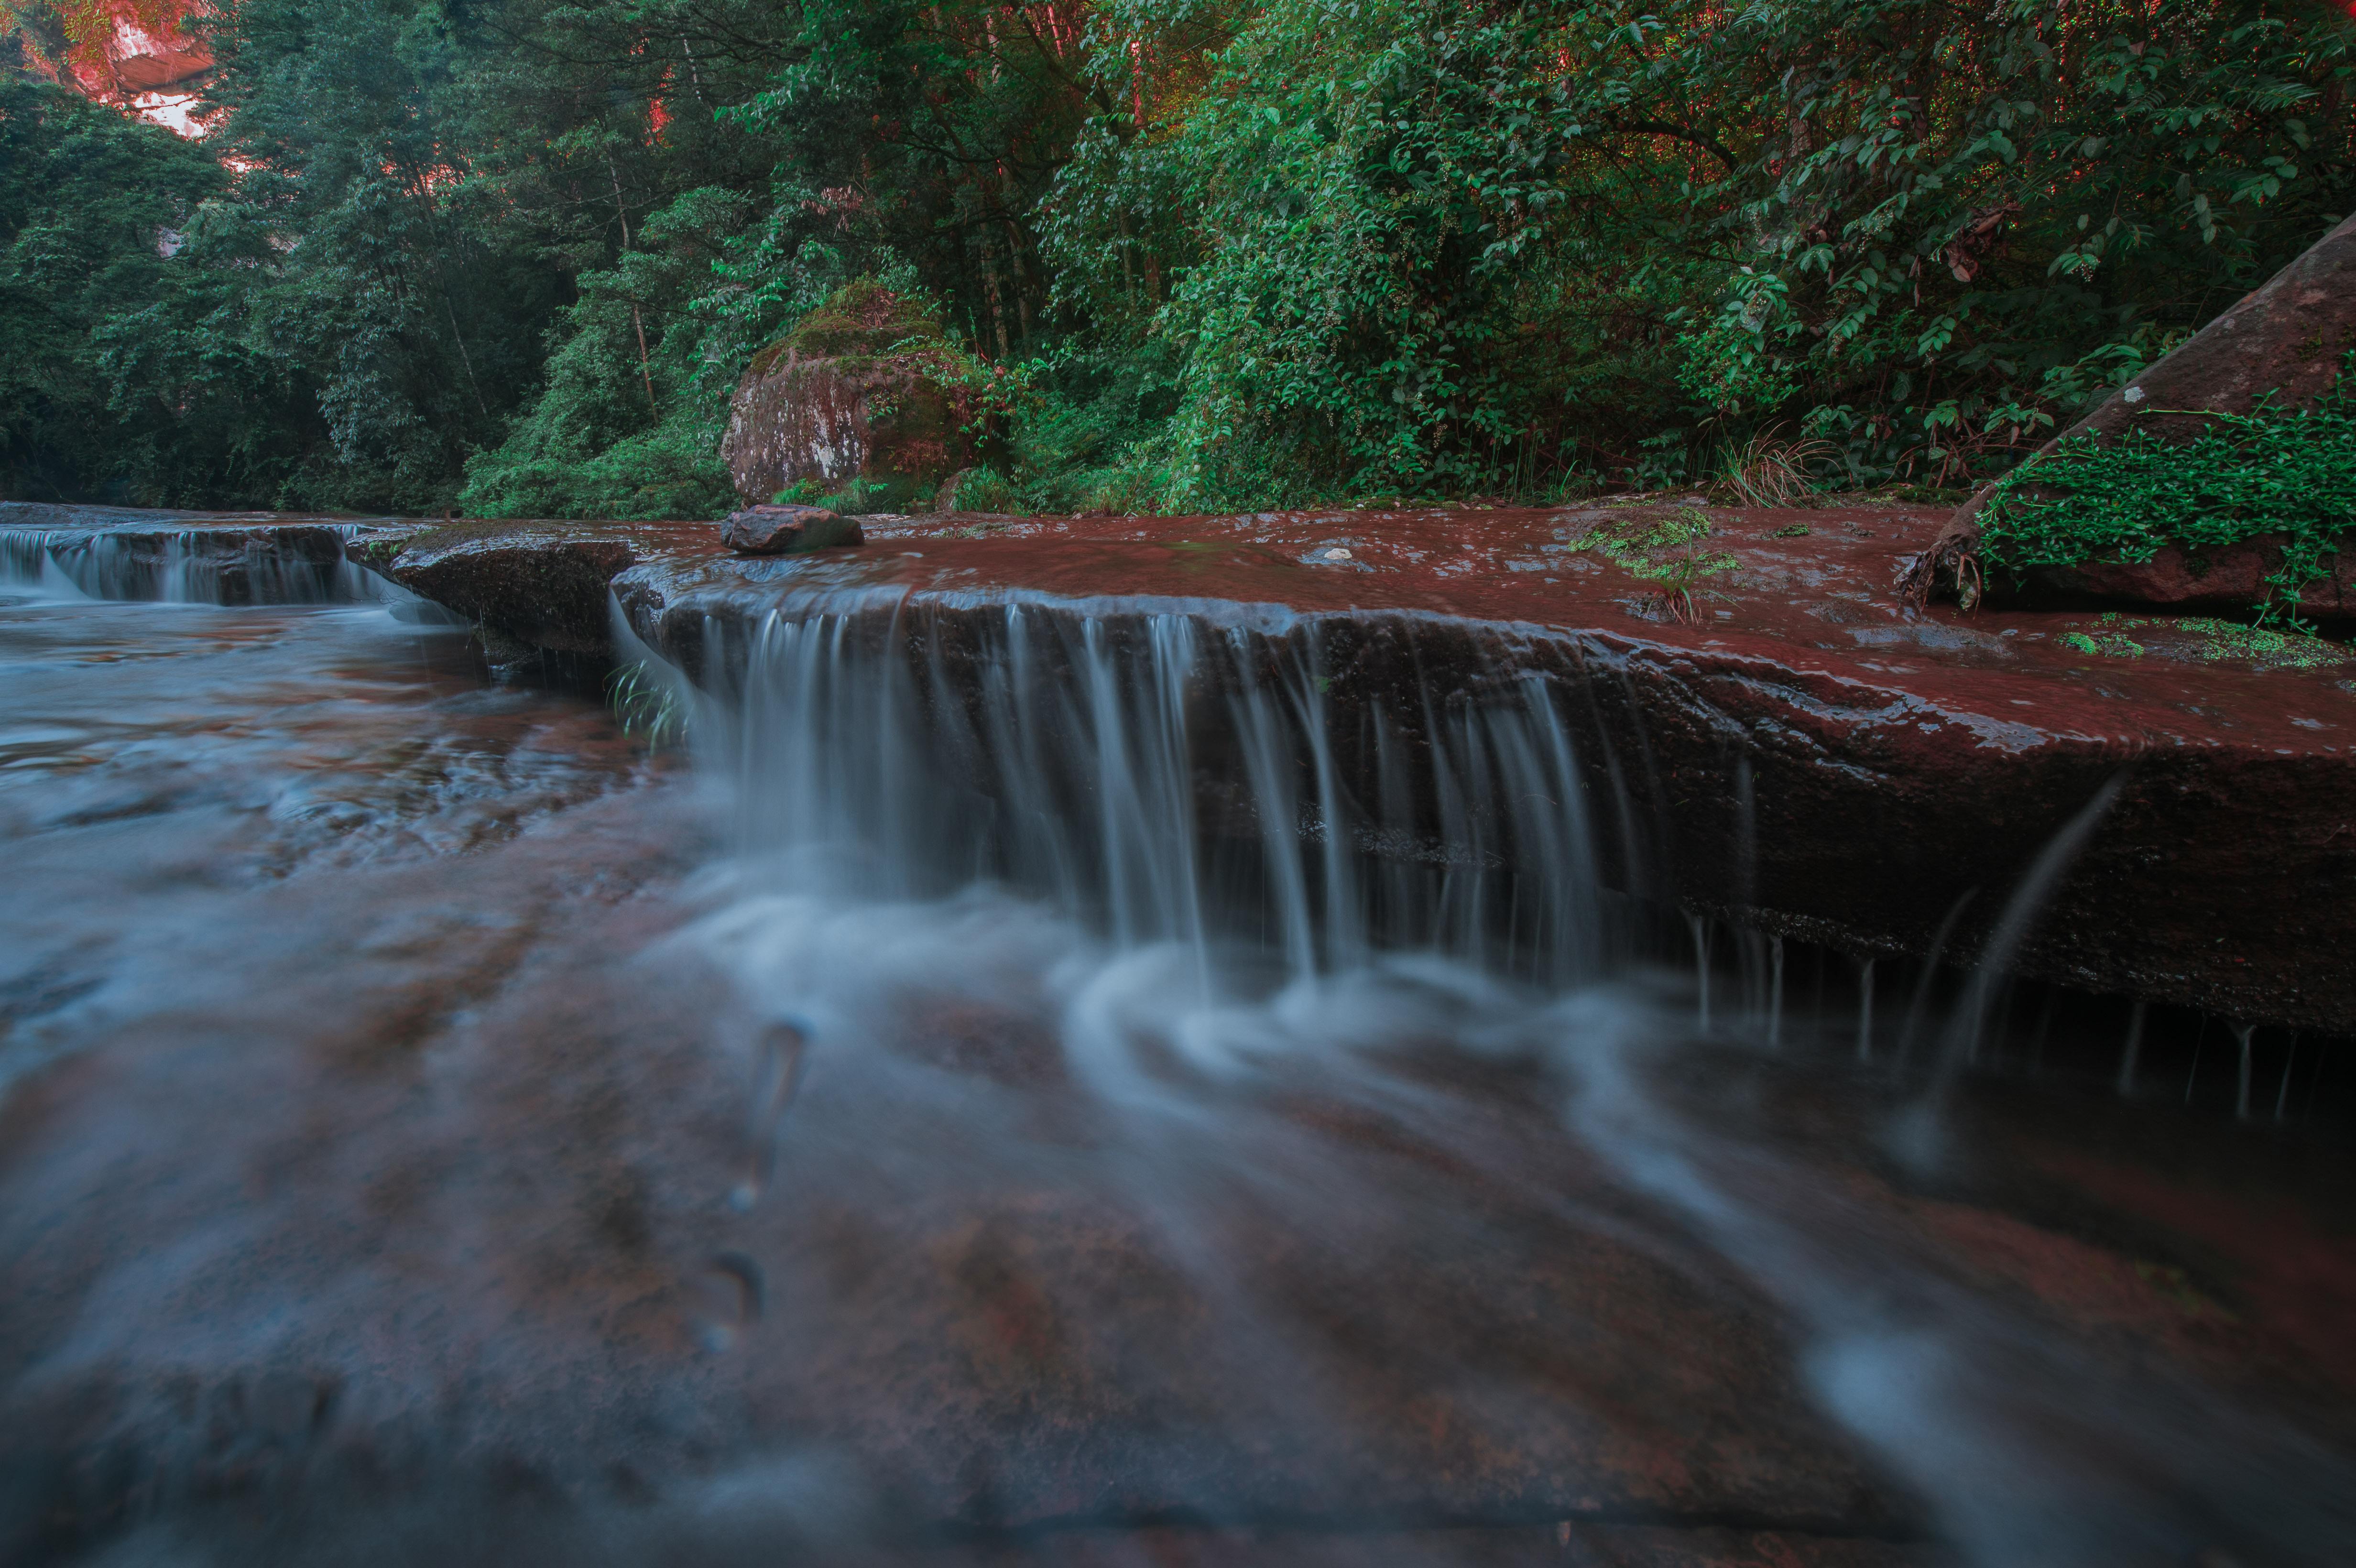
0, 849, 1923, 1556
14, 2, 213, 102
2048, 211, 2356, 449
612, 503, 2356, 1034
2006, 534, 2356, 620
720, 503, 863, 555
17, 499, 2356, 1031
374, 519, 637, 653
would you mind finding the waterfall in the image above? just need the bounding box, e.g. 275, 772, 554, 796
0, 523, 385, 605
695, 592, 1613, 989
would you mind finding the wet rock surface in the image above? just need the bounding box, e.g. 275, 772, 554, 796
613, 504, 2356, 1033
0, 500, 361, 603
2, 840, 2345, 1565
9, 500, 2356, 1029
357, 518, 645, 653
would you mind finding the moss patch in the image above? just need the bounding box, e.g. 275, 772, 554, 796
2058, 612, 2350, 671
747, 280, 955, 377
1567, 506, 1739, 581
1976, 352, 2356, 626
1565, 505, 1740, 621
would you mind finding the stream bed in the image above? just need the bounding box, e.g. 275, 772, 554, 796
1, 577, 2352, 1567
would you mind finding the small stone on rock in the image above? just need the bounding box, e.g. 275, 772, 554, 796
720, 504, 864, 556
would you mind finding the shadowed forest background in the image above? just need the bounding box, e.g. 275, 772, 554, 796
3, 0, 2353, 519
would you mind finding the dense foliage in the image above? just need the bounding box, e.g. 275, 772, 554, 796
3, 0, 2352, 514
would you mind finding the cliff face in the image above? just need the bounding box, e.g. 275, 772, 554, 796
8, 0, 212, 133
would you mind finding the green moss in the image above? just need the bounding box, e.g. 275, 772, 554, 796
2169, 617, 2351, 670
2065, 611, 2350, 670
1976, 352, 2356, 627
1564, 505, 1739, 619
746, 280, 954, 376
2058, 630, 2143, 658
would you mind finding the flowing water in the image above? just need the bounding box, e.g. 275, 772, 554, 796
1, 552, 2352, 1567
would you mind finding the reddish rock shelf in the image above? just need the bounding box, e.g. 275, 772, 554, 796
8, 499, 2354, 1030
611, 503, 2356, 1033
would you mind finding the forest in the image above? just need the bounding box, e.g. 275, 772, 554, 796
3, 0, 2353, 519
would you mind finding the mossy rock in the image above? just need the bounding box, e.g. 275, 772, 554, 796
746, 280, 950, 377
724, 281, 980, 507
1913, 214, 2356, 624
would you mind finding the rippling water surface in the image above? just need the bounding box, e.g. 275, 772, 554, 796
1, 580, 2351, 1568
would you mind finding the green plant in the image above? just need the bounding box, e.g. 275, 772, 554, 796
1718, 429, 1836, 507
11, 0, 2354, 519
1567, 505, 1740, 622
2053, 611, 2346, 668
1975, 353, 2356, 627
2176, 617, 2350, 668
2059, 629, 2145, 658
607, 661, 689, 747
814, 475, 912, 515
952, 467, 1018, 513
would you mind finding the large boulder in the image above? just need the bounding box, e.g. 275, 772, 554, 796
1908, 213, 2356, 615
720, 283, 978, 509
2035, 211, 2356, 453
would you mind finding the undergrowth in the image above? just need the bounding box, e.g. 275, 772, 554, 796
1975, 353, 2356, 627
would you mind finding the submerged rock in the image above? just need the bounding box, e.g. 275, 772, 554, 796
720, 503, 863, 555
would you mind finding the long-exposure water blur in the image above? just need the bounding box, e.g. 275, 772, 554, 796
3, 554, 2352, 1568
